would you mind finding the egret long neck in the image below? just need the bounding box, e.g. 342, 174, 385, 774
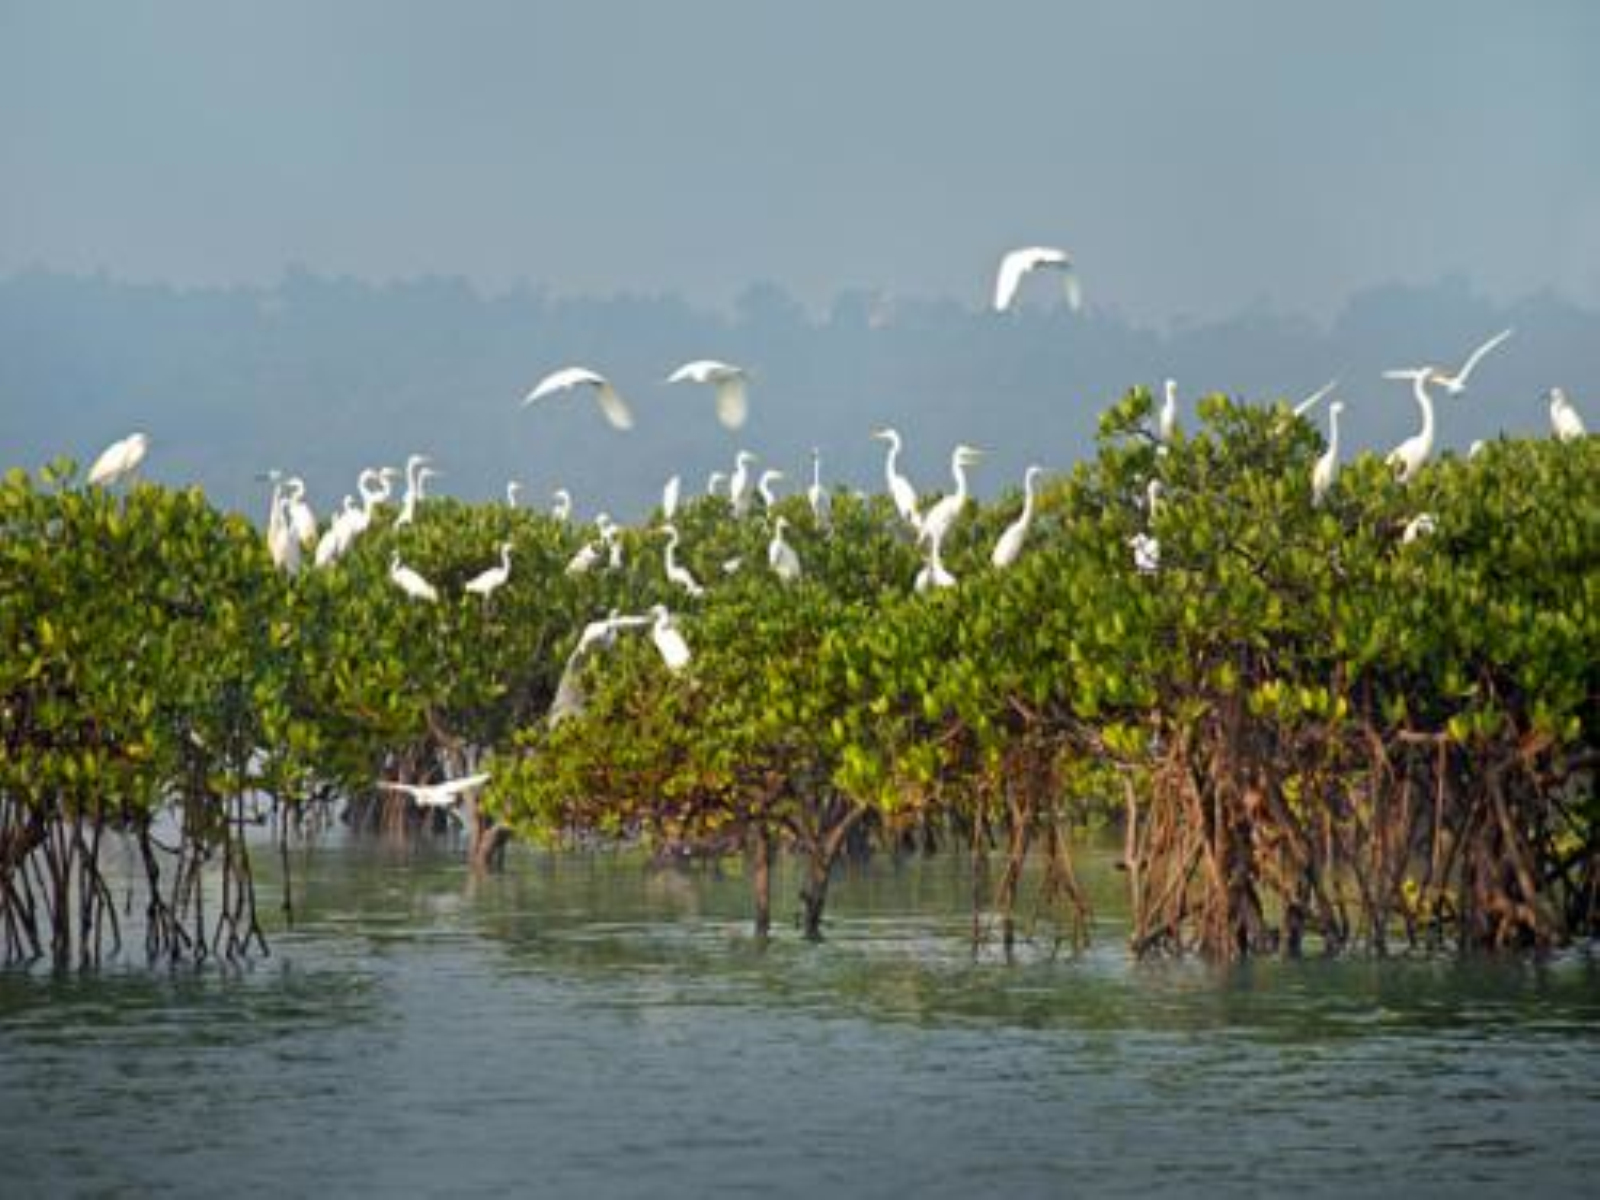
1412, 375, 1435, 448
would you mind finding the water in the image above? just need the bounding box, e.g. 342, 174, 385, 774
3, 838, 1598, 1197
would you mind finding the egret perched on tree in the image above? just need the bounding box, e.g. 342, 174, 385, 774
1158, 380, 1180, 444
1131, 479, 1163, 574
768, 516, 802, 583
659, 524, 704, 597
506, 481, 523, 508
806, 448, 831, 530
1431, 328, 1513, 396
313, 496, 361, 568
395, 454, 433, 527
1311, 400, 1344, 506
549, 610, 653, 726
1383, 368, 1439, 483
377, 772, 492, 811
918, 444, 982, 550
523, 366, 634, 431
551, 488, 573, 522
993, 246, 1081, 313
729, 451, 757, 516
705, 471, 727, 497
871, 427, 922, 531
661, 475, 681, 520
667, 359, 750, 429
756, 469, 785, 507
284, 478, 317, 548
86, 432, 149, 488
1549, 388, 1587, 441
915, 526, 956, 593
991, 466, 1043, 569
1401, 513, 1437, 544
465, 542, 513, 600
267, 488, 301, 575
389, 552, 440, 603
649, 605, 692, 672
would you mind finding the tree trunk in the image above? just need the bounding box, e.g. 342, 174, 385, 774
749, 825, 773, 940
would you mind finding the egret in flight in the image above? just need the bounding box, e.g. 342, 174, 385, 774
1383, 369, 1439, 483
871, 427, 922, 531
991, 466, 1043, 569
993, 246, 1081, 313
1430, 328, 1513, 397
377, 772, 492, 810
523, 366, 634, 431
918, 444, 982, 550
465, 542, 513, 600
649, 605, 692, 672
86, 432, 149, 488
1549, 388, 1587, 441
389, 552, 440, 603
667, 359, 750, 429
1311, 400, 1344, 506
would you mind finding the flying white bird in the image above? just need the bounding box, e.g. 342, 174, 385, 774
377, 772, 492, 810
660, 524, 704, 597
1431, 328, 1513, 397
806, 448, 831, 530
1311, 400, 1345, 506
768, 516, 802, 583
86, 432, 149, 488
1549, 388, 1587, 442
1383, 369, 1439, 483
991, 465, 1043, 569
661, 475, 681, 520
993, 246, 1081, 313
871, 427, 922, 531
918, 444, 982, 550
464, 541, 513, 600
649, 604, 692, 672
667, 359, 750, 430
389, 552, 440, 603
549, 610, 654, 726
523, 366, 634, 431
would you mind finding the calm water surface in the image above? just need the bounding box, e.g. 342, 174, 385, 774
2, 838, 1598, 1197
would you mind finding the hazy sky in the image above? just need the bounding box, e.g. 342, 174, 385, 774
3, 1, 1598, 323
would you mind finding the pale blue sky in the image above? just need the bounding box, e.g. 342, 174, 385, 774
3, 1, 1598, 323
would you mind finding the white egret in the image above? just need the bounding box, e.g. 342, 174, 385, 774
506, 481, 523, 508
285, 478, 317, 547
918, 444, 982, 550
389, 552, 440, 603
377, 771, 491, 810
1549, 388, 1587, 442
522, 366, 633, 431
914, 526, 956, 593
1293, 378, 1340, 417
667, 359, 750, 430
550, 610, 653, 726
871, 427, 922, 530
993, 246, 1081, 313
565, 540, 602, 576
551, 488, 573, 522
267, 490, 301, 575
649, 605, 692, 672
313, 496, 360, 568
660, 524, 704, 597
1130, 532, 1162, 574
1311, 400, 1344, 506
395, 454, 433, 526
1401, 513, 1437, 544
756, 468, 785, 507
729, 451, 757, 516
1468, 440, 1487, 459
600, 514, 624, 571
991, 465, 1043, 569
768, 516, 802, 583
86, 432, 149, 488
662, 475, 681, 520
1432, 328, 1513, 396
806, 448, 831, 530
465, 541, 513, 600
1383, 368, 1439, 483
721, 556, 744, 575
1158, 380, 1179, 444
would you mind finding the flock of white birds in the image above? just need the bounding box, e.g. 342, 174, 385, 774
74, 247, 1591, 808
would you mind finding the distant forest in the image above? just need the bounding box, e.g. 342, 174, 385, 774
2, 269, 1593, 520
